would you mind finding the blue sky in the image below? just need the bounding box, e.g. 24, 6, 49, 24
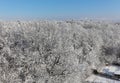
0, 0, 120, 20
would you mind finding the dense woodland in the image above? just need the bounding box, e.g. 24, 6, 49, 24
0, 20, 120, 83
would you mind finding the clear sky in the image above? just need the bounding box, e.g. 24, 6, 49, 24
0, 0, 120, 20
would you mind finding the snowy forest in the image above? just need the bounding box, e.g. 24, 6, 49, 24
0, 20, 120, 83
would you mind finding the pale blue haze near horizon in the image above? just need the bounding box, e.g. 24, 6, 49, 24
0, 0, 120, 20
